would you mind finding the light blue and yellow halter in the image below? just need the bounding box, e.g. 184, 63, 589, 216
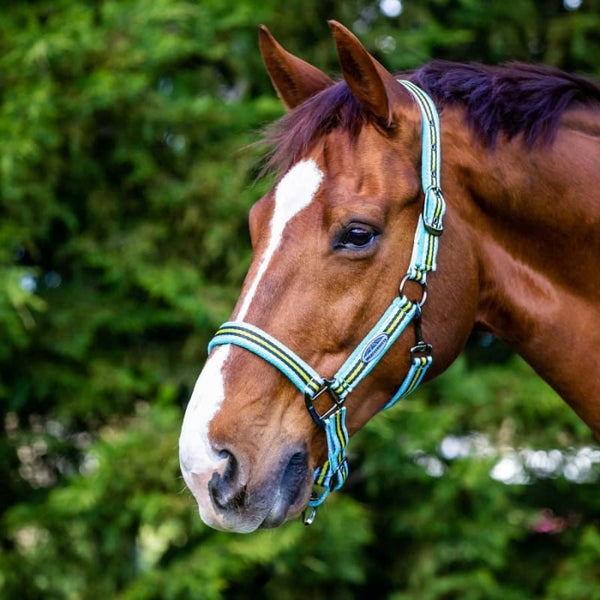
208, 80, 445, 524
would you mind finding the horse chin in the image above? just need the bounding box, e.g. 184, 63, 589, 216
198, 481, 311, 533
259, 495, 302, 529
261, 449, 313, 527
259, 469, 312, 529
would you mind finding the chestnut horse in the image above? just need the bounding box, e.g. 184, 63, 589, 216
179, 21, 600, 533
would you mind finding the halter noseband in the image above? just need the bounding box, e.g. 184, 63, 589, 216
208, 80, 445, 524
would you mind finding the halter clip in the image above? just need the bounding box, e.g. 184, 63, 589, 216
303, 506, 317, 526
410, 303, 431, 358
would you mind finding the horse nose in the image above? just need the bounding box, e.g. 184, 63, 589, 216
207, 449, 247, 511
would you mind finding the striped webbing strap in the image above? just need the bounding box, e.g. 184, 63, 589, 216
207, 81, 444, 523
399, 79, 446, 286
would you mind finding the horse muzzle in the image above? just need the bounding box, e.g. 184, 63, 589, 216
180, 444, 313, 532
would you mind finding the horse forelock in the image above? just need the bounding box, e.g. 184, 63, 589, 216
261, 83, 367, 176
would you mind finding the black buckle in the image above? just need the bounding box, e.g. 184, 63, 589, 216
304, 379, 343, 427
411, 304, 432, 358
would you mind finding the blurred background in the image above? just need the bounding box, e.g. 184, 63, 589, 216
2, 1, 600, 598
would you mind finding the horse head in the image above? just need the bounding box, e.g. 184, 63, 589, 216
179, 22, 479, 532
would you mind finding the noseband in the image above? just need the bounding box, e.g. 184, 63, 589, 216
208, 80, 445, 524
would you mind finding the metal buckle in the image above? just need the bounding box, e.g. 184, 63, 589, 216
423, 187, 444, 236
304, 379, 343, 427
410, 341, 433, 358
424, 219, 444, 237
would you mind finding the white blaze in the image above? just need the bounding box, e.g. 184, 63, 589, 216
179, 160, 324, 514
235, 159, 324, 320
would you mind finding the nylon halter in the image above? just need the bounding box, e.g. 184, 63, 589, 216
208, 80, 446, 524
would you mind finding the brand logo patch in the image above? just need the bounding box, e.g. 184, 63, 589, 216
362, 334, 389, 363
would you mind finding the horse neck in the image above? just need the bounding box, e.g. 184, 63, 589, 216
444, 106, 600, 434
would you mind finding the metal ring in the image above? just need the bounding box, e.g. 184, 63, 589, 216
399, 275, 428, 307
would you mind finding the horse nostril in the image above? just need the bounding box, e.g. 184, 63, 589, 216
208, 449, 247, 511
219, 449, 237, 484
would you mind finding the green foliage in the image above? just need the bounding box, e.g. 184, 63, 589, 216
2, 1, 600, 598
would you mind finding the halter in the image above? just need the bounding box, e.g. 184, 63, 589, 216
207, 80, 446, 524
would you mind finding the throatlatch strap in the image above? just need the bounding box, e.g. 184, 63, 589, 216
383, 354, 433, 410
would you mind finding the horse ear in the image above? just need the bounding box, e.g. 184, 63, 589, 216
329, 20, 401, 125
258, 25, 334, 110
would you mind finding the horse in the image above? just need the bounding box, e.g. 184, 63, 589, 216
179, 21, 600, 533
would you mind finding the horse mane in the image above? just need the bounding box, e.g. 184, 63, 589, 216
262, 60, 600, 175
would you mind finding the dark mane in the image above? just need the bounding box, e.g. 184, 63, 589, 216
262, 61, 600, 174
412, 61, 600, 147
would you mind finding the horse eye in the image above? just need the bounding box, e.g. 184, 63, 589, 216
338, 226, 377, 249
